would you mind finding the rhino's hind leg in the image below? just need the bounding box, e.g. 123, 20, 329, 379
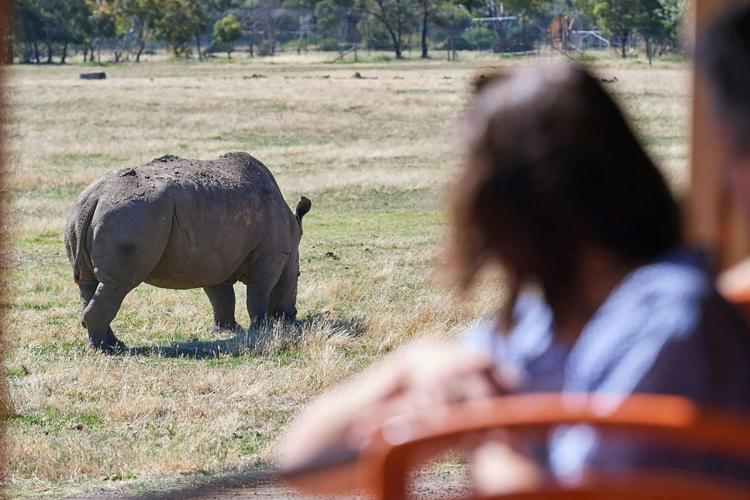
82, 282, 130, 353
203, 283, 240, 332
78, 280, 98, 328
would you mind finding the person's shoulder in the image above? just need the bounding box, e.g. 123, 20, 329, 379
629, 248, 750, 344
612, 247, 715, 339
462, 291, 553, 355
570, 248, 750, 397
566, 249, 718, 389
628, 247, 711, 302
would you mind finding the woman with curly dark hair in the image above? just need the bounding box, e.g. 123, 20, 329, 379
280, 62, 750, 492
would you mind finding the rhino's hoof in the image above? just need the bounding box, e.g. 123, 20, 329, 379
209, 322, 243, 335
86, 340, 128, 355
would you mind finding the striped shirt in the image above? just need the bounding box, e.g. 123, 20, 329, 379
464, 247, 750, 481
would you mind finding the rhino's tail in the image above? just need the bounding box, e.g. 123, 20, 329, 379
69, 196, 98, 284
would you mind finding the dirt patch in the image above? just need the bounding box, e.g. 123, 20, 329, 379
77, 466, 471, 499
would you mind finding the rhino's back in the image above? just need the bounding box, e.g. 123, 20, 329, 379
93, 152, 293, 289
100, 152, 278, 199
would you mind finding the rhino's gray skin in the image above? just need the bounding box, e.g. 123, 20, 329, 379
64, 152, 311, 352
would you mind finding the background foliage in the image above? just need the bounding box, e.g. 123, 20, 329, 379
7, 0, 687, 62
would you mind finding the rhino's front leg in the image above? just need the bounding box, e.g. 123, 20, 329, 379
203, 283, 240, 332
245, 253, 286, 328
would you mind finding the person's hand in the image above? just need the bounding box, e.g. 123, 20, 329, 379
393, 340, 504, 404
346, 341, 507, 449
280, 340, 514, 494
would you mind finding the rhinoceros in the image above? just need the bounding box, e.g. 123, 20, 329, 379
64, 152, 311, 352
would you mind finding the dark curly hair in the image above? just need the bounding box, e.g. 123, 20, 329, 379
447, 62, 681, 317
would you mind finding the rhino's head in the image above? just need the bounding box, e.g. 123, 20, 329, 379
269, 196, 312, 320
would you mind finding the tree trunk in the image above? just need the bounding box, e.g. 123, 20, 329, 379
420, 10, 428, 58
372, 0, 402, 59
196, 35, 202, 61
646, 37, 653, 65
61, 42, 67, 64
45, 37, 52, 63
265, 10, 276, 56
83, 45, 88, 63
620, 31, 627, 58
136, 40, 145, 62
383, 24, 401, 58
33, 41, 40, 63
345, 9, 356, 44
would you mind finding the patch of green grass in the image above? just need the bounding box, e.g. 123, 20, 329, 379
227, 428, 271, 456
49, 152, 122, 172
10, 407, 104, 433
7, 366, 29, 379
304, 186, 434, 212
17, 230, 61, 248
7, 184, 83, 201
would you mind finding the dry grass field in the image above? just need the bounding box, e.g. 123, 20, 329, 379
3, 51, 689, 498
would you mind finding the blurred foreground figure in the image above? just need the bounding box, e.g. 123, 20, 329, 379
697, 6, 750, 298
280, 63, 750, 494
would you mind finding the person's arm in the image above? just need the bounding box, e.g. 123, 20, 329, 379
279, 341, 499, 493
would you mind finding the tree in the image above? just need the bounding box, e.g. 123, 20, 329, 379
153, 0, 209, 58
239, 0, 289, 56
575, 0, 642, 58
117, 0, 159, 62
16, 0, 44, 63
213, 14, 242, 57
415, 0, 449, 58
87, 1, 119, 63
366, 0, 416, 58
638, 0, 685, 64
20, 0, 91, 63
286, 0, 320, 48
576, 0, 685, 62
315, 0, 362, 47
503, 0, 547, 51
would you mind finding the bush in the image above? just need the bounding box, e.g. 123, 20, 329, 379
213, 15, 242, 47
441, 35, 473, 51
317, 38, 342, 51
258, 40, 275, 56
461, 26, 494, 51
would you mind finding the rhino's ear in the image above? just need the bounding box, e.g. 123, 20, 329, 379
296, 196, 311, 225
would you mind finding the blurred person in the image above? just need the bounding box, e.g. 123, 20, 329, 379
695, 6, 750, 299
279, 62, 750, 494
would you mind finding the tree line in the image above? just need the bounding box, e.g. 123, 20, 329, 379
3, 0, 686, 64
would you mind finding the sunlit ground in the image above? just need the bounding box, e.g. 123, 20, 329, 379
4, 49, 689, 497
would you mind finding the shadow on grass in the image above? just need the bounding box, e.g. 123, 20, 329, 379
125, 313, 367, 359
132, 466, 278, 500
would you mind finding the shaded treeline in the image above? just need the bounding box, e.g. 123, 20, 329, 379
3, 0, 685, 63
